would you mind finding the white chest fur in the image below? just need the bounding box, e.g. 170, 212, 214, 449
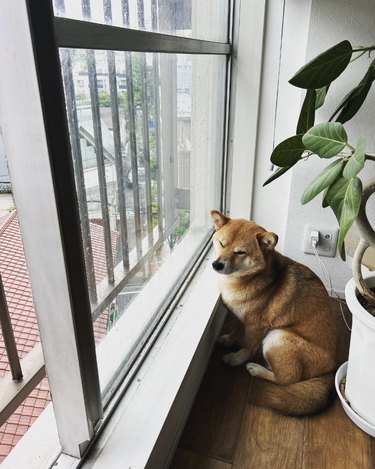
220, 288, 248, 322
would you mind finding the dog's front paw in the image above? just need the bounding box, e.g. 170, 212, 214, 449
217, 334, 235, 347
222, 352, 242, 367
246, 362, 262, 377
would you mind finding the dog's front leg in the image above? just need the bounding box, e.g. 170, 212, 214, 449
222, 328, 263, 367
217, 318, 244, 348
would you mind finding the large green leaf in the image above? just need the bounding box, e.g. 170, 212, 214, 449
322, 186, 330, 208
324, 177, 363, 259
337, 177, 363, 259
263, 165, 293, 186
324, 177, 348, 259
322, 168, 348, 207
315, 85, 330, 110
296, 89, 316, 134
301, 159, 344, 205
289, 40, 353, 89
270, 135, 305, 167
343, 137, 366, 179
331, 58, 375, 124
324, 177, 350, 220
302, 122, 347, 158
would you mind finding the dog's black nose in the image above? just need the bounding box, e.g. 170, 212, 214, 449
212, 260, 225, 271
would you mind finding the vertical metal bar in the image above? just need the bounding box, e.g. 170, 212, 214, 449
103, 0, 130, 269
56, 0, 98, 304
0, 274, 23, 381
161, 0, 178, 233
151, 0, 164, 240
137, 0, 153, 248
82, 0, 115, 284
122, 0, 143, 260
61, 51, 98, 303
158, 54, 177, 233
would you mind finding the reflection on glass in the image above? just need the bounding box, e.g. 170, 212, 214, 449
60, 47, 226, 401
54, 0, 229, 43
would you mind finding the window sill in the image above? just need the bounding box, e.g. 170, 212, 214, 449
2, 253, 225, 468
82, 256, 225, 468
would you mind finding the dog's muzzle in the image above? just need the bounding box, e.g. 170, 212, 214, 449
212, 260, 225, 272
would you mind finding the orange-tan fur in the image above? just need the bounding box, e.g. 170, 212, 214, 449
211, 210, 337, 416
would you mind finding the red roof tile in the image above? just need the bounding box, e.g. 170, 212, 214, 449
0, 210, 118, 462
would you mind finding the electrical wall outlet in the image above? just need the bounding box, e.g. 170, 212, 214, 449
302, 224, 339, 257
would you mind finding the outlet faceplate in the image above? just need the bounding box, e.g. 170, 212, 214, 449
302, 224, 339, 257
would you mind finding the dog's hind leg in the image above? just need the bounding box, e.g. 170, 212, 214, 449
259, 330, 304, 385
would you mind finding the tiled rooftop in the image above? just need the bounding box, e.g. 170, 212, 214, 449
0, 210, 118, 462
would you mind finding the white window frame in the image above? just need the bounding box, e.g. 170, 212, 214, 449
0, 0, 266, 466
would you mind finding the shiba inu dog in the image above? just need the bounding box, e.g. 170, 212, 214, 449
211, 210, 337, 416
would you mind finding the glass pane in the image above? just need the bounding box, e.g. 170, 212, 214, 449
59, 48, 226, 402
54, 0, 229, 43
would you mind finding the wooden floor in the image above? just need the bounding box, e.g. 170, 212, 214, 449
170, 300, 375, 469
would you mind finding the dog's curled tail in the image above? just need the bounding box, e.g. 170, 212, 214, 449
249, 373, 335, 416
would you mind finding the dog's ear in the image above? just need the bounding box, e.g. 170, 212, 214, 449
257, 231, 278, 250
211, 210, 230, 230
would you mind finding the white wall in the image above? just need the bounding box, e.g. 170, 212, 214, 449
251, 0, 375, 294
251, 0, 312, 251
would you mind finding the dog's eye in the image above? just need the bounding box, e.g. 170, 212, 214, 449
234, 250, 246, 255
219, 240, 224, 247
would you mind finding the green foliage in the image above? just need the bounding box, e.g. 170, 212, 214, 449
288, 40, 352, 89
263, 165, 293, 186
301, 159, 344, 205
270, 134, 305, 167
331, 58, 375, 123
98, 91, 111, 107
315, 86, 329, 110
302, 122, 347, 158
296, 89, 316, 134
343, 137, 366, 179
150, 157, 158, 180
117, 91, 127, 109
167, 210, 191, 249
267, 39, 375, 260
95, 54, 154, 113
336, 177, 363, 258
76, 92, 87, 102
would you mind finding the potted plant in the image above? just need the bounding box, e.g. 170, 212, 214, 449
266, 40, 375, 434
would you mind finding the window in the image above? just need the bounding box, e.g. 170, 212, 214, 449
118, 78, 126, 89
96, 78, 105, 89
62, 46, 227, 403
0, 0, 232, 463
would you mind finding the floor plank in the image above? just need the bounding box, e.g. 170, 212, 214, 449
303, 399, 372, 469
370, 437, 375, 468
178, 313, 251, 463
173, 300, 374, 469
232, 404, 305, 469
170, 449, 232, 469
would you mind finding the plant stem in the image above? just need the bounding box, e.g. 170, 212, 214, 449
352, 46, 375, 53
354, 176, 375, 308
346, 143, 356, 152
350, 51, 367, 63
352, 238, 372, 299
